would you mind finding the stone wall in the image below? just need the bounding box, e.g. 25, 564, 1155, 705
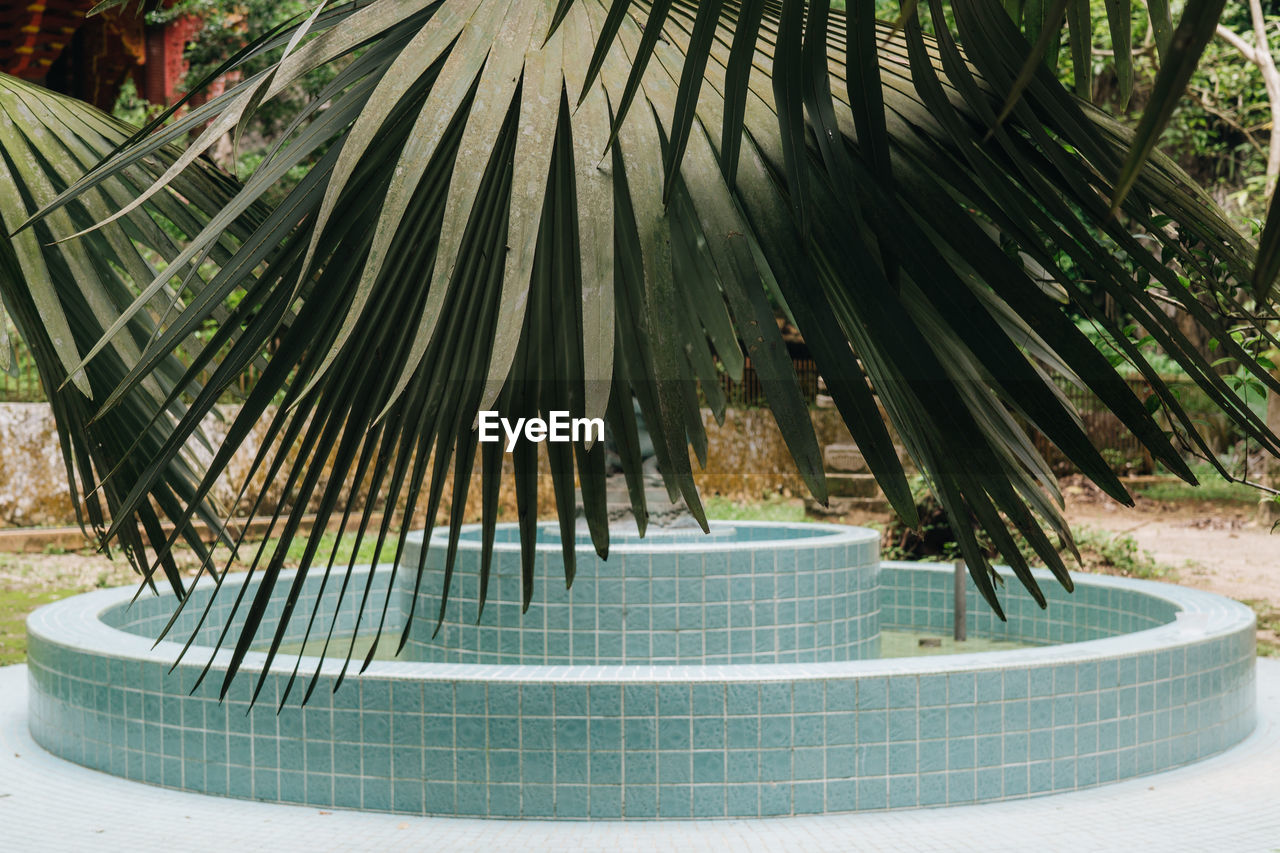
0, 403, 291, 528
0, 403, 75, 526
693, 407, 854, 501
0, 403, 851, 529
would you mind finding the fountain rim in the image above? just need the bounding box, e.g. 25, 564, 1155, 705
429, 520, 877, 553
27, 555, 1255, 687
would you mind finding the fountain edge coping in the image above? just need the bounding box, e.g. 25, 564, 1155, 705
26, 558, 1255, 686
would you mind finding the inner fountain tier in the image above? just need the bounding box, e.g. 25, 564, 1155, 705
400, 522, 882, 665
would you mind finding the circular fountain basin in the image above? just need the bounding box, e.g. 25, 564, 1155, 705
26, 522, 1255, 819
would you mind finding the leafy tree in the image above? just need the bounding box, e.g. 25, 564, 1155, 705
9, 0, 1280, 694
147, 0, 344, 195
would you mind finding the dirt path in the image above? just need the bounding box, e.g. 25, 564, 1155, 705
1063, 491, 1280, 603
1059, 483, 1280, 654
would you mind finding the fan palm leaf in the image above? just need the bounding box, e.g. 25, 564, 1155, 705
20, 0, 1280, 703
0, 72, 271, 595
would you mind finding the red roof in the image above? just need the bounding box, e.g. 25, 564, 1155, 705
0, 1, 95, 79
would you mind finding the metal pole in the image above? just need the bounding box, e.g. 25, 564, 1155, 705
954, 559, 967, 642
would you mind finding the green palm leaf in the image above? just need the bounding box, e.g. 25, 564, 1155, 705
0, 73, 268, 595
19, 0, 1280, 703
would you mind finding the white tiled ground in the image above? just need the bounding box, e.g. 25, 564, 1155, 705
3, 660, 1279, 852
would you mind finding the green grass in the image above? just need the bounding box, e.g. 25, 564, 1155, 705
1133, 479, 1263, 503
703, 493, 806, 523
0, 586, 81, 666
1070, 526, 1170, 580
265, 530, 390, 568
1133, 459, 1267, 504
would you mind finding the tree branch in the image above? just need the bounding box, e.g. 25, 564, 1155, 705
1216, 23, 1259, 65
1214, 0, 1280, 194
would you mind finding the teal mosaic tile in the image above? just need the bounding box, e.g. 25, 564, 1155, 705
625, 752, 657, 785
692, 717, 725, 749
659, 784, 692, 818
400, 525, 879, 665
625, 785, 658, 817
26, 535, 1259, 820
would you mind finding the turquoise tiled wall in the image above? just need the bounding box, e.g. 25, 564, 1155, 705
401, 524, 882, 664
100, 565, 405, 651
879, 563, 1179, 642
25, 525, 1258, 819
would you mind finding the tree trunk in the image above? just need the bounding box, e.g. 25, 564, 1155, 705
1216, 0, 1280, 192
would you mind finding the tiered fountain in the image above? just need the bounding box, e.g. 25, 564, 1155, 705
26, 521, 1254, 817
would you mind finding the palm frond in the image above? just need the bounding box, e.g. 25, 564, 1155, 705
0, 73, 268, 593
20, 0, 1280, 704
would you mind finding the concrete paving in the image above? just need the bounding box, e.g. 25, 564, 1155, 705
2, 660, 1279, 851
